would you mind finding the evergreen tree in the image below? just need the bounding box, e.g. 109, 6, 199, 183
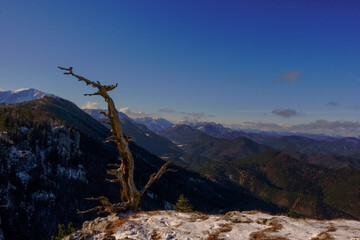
51, 222, 76, 240
174, 194, 194, 212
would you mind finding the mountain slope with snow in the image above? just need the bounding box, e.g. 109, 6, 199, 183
64, 211, 360, 240
83, 109, 174, 132
134, 117, 173, 132
0, 88, 57, 105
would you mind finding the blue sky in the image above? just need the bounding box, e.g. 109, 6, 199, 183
1, 1, 359, 135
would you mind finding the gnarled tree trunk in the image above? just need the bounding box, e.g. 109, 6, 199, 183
59, 67, 172, 212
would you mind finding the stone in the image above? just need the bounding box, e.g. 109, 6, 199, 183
224, 211, 253, 223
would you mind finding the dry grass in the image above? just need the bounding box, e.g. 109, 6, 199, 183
311, 225, 337, 240
104, 215, 131, 235
151, 229, 161, 240
189, 212, 210, 222
249, 217, 288, 240
207, 223, 233, 240
311, 232, 334, 240
243, 210, 261, 215
138, 210, 164, 217
327, 225, 336, 232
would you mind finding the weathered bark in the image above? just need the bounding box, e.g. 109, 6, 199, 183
59, 66, 173, 212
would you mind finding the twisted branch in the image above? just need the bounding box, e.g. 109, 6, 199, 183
58, 67, 118, 94
77, 196, 127, 214
141, 162, 176, 195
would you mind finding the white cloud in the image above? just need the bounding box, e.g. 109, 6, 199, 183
182, 112, 206, 122
81, 102, 99, 109
119, 107, 153, 118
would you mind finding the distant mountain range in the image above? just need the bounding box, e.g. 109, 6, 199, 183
189, 122, 360, 166
159, 124, 360, 219
134, 117, 173, 132
83, 109, 183, 162
84, 108, 173, 133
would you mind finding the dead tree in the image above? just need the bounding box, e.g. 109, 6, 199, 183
59, 66, 173, 212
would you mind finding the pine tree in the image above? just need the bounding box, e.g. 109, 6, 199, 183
175, 194, 194, 212
51, 222, 76, 240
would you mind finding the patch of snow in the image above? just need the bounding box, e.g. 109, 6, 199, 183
146, 191, 156, 199
188, 177, 204, 183
163, 201, 173, 210
20, 127, 30, 134
71, 211, 360, 240
32, 190, 55, 203
16, 171, 32, 187
13, 88, 30, 93
57, 164, 88, 183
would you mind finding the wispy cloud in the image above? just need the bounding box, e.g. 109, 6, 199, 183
230, 119, 360, 137
231, 121, 289, 132
119, 107, 153, 118
81, 102, 99, 109
292, 120, 360, 137
278, 70, 301, 82
182, 112, 207, 122
272, 108, 299, 118
158, 108, 176, 113
326, 101, 339, 106
158, 108, 213, 122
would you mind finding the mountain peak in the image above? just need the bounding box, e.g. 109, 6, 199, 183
13, 88, 31, 93
0, 88, 57, 105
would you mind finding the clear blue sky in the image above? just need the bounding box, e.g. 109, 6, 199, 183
1, 1, 359, 135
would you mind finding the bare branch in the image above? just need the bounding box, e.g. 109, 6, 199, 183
108, 163, 121, 168
125, 136, 132, 142
77, 197, 128, 214
104, 135, 116, 143
141, 162, 175, 195
100, 111, 109, 117
77, 206, 102, 214
106, 178, 121, 183
84, 92, 100, 96
58, 66, 118, 93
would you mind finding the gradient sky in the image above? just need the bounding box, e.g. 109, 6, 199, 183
1, 1, 359, 135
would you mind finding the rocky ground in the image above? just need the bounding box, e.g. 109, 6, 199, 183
64, 211, 360, 240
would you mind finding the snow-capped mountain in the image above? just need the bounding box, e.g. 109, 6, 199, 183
0, 88, 57, 105
187, 121, 233, 137
134, 117, 173, 132
83, 109, 174, 132
82, 108, 133, 122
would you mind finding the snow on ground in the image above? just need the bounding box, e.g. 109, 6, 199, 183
66, 211, 360, 240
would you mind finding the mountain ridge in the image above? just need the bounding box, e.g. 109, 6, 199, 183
0, 88, 57, 105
